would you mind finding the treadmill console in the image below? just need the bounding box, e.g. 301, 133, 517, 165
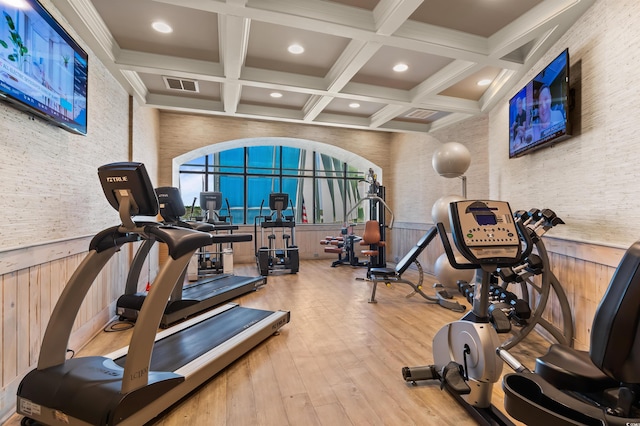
449, 200, 521, 265
98, 162, 158, 217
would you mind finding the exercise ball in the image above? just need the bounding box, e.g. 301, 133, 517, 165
434, 253, 475, 290
432, 142, 471, 178
432, 194, 465, 232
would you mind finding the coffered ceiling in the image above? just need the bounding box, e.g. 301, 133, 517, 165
53, 0, 595, 133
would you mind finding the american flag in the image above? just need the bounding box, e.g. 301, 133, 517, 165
302, 198, 308, 223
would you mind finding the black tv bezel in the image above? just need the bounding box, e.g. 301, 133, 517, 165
0, 0, 88, 135
508, 49, 570, 158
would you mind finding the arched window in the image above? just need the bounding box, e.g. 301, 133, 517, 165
175, 138, 380, 225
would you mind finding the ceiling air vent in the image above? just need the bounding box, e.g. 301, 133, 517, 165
162, 76, 199, 93
404, 109, 437, 120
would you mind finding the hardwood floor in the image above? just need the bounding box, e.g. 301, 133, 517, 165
5, 260, 550, 426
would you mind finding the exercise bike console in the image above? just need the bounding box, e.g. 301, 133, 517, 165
449, 200, 521, 266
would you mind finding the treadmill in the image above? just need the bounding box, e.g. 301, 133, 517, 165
116, 186, 267, 328
17, 162, 290, 426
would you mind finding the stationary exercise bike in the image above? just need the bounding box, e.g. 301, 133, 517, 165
402, 199, 532, 425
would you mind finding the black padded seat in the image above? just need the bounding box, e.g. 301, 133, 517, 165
535, 344, 618, 392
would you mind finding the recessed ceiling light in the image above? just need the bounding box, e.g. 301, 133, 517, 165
477, 79, 492, 86
287, 44, 305, 54
349, 102, 360, 108
270, 92, 283, 98
152, 21, 173, 34
393, 63, 408, 72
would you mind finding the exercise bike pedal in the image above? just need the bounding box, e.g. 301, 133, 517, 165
488, 304, 512, 333
433, 284, 454, 299
440, 361, 471, 395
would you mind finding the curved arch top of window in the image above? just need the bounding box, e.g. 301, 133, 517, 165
172, 137, 382, 185
174, 137, 383, 225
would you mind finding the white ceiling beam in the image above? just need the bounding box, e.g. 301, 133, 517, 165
222, 83, 242, 114
117, 50, 224, 81
58, 0, 119, 61
427, 112, 475, 132
146, 93, 224, 112
410, 60, 481, 101
373, 0, 423, 36
120, 70, 148, 104
219, 15, 250, 79
303, 95, 333, 122
370, 104, 412, 128
488, 0, 592, 59
219, 14, 251, 113
324, 40, 382, 93
379, 120, 431, 133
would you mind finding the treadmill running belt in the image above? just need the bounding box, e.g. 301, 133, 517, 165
114, 306, 273, 372
181, 275, 260, 300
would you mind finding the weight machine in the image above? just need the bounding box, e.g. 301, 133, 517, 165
345, 168, 394, 270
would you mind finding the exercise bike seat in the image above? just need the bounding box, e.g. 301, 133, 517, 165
535, 344, 618, 392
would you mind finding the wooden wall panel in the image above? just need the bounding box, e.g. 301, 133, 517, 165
0, 240, 132, 422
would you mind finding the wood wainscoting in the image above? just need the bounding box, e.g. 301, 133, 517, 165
0, 238, 136, 423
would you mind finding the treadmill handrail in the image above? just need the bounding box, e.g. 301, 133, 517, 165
121, 248, 198, 394
38, 248, 119, 370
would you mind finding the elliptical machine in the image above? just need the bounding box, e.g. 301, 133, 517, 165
402, 199, 532, 425
255, 193, 299, 275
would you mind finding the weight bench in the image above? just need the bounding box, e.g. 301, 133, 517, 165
368, 227, 466, 312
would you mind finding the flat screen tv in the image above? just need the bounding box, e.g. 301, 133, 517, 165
509, 49, 570, 158
0, 0, 88, 135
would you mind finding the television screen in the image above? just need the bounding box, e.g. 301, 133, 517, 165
509, 49, 570, 158
0, 0, 88, 135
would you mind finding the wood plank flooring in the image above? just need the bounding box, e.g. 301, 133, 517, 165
4, 260, 550, 426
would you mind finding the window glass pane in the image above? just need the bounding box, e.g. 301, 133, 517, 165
345, 178, 368, 223
316, 153, 344, 178
281, 177, 298, 219
219, 175, 244, 224
315, 177, 345, 223
179, 172, 204, 217
281, 147, 303, 175
285, 177, 312, 223
247, 176, 280, 224
248, 146, 278, 174
218, 148, 244, 174
180, 164, 205, 173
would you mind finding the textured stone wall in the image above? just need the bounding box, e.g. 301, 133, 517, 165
0, 0, 135, 250
489, 0, 640, 247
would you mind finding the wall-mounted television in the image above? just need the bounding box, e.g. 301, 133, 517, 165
509, 49, 570, 158
0, 0, 88, 135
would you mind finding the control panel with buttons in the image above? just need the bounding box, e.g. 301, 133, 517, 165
449, 200, 521, 262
